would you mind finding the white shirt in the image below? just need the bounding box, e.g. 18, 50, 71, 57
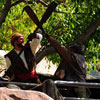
5, 33, 43, 70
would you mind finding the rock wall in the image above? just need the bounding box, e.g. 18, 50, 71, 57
0, 87, 53, 100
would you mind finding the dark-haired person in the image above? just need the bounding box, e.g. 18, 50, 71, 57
4, 33, 64, 100
5, 33, 42, 83
54, 43, 90, 97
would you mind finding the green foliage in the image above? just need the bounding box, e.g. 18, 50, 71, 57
0, 0, 100, 71
0, 60, 2, 65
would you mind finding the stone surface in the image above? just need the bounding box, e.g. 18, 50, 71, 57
0, 87, 53, 100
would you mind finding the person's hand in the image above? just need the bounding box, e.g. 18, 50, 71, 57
28, 33, 36, 41
35, 34, 40, 39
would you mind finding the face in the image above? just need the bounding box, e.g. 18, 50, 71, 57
15, 36, 24, 48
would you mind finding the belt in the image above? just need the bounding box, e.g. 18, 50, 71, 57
16, 70, 38, 80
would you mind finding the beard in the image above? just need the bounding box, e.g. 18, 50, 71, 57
17, 42, 24, 48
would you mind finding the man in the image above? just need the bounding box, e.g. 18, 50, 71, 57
43, 33, 87, 82
55, 43, 87, 82
4, 32, 42, 83
54, 43, 89, 97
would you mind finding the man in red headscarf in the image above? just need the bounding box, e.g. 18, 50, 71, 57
4, 32, 42, 83
4, 33, 64, 100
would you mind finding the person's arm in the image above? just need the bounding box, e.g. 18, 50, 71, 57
5, 56, 11, 70
30, 33, 43, 55
5, 57, 15, 81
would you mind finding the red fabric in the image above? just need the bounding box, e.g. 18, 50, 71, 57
11, 33, 23, 45
17, 70, 38, 80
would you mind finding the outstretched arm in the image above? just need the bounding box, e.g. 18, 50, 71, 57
30, 33, 43, 55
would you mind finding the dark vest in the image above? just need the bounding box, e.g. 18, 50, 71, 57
5, 46, 36, 78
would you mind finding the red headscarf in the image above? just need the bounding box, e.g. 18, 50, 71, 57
11, 33, 23, 46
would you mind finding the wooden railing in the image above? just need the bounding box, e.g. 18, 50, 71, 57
1, 80, 100, 88
0, 80, 100, 100
54, 80, 100, 88
63, 97, 100, 100
54, 80, 100, 100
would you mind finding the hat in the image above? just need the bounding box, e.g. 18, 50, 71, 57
11, 33, 23, 46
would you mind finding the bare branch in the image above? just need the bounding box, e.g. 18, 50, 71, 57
0, 0, 11, 27
11, 0, 25, 7
35, 47, 56, 64
11, 0, 34, 7
69, 17, 100, 46
77, 18, 100, 43
0, 0, 34, 28
66, 9, 100, 47
36, 0, 48, 7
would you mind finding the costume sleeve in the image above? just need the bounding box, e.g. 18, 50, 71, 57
30, 33, 43, 55
5, 57, 15, 81
5, 56, 11, 70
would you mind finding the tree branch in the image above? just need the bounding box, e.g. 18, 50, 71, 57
0, 0, 35, 28
11, 0, 34, 7
67, 10, 100, 47
74, 18, 100, 44
35, 14, 100, 64
35, 47, 56, 64
36, 0, 48, 7
0, 0, 11, 27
